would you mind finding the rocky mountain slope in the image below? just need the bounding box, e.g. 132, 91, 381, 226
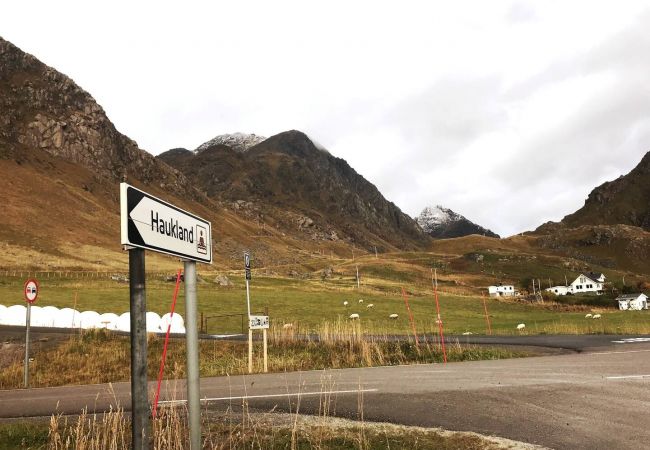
0, 36, 428, 271
416, 206, 499, 239
561, 151, 649, 231
531, 151, 650, 274
159, 131, 429, 251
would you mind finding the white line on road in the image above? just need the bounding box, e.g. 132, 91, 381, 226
158, 388, 379, 405
606, 375, 650, 380
589, 349, 650, 356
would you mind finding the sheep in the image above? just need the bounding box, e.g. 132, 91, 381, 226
358, 299, 364, 304
366, 304, 374, 309
389, 313, 399, 319
462, 331, 473, 335
592, 314, 602, 319
585, 314, 593, 318
349, 313, 360, 320
343, 301, 349, 306
516, 323, 526, 330
282, 323, 293, 329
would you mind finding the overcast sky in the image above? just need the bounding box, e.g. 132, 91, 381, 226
2, 1, 649, 236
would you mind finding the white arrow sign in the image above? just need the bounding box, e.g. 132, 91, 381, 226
120, 183, 212, 263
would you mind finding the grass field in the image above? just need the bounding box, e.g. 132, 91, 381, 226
1, 268, 649, 336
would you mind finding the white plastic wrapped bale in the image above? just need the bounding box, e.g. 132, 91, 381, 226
116, 312, 131, 332
79, 310, 101, 329
145, 312, 162, 333
3, 305, 26, 326
27, 305, 45, 326
54, 308, 82, 328
0, 304, 6, 321
161, 313, 185, 334
97, 312, 119, 330
40, 306, 60, 327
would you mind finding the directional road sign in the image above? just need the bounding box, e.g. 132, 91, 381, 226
120, 183, 212, 263
24, 279, 39, 303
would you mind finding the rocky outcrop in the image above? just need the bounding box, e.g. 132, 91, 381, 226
0, 36, 193, 197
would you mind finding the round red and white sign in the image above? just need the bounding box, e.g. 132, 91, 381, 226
24, 279, 39, 304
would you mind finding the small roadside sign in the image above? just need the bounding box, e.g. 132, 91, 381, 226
120, 183, 212, 263
249, 315, 269, 330
244, 252, 251, 280
24, 279, 39, 303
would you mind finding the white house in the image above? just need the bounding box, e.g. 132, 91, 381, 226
488, 285, 516, 297
616, 293, 648, 311
546, 273, 605, 296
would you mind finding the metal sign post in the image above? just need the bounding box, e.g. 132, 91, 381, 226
184, 260, 200, 450
23, 278, 38, 389
120, 182, 212, 450
129, 248, 148, 449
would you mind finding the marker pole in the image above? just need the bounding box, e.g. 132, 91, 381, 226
482, 293, 492, 335
184, 260, 201, 450
24, 302, 31, 388
401, 287, 420, 348
432, 269, 447, 363
263, 328, 268, 373
129, 248, 149, 450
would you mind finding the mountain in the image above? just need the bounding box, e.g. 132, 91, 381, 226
0, 36, 428, 271
560, 151, 650, 231
416, 206, 500, 239
196, 133, 266, 153
530, 151, 650, 274
158, 130, 429, 251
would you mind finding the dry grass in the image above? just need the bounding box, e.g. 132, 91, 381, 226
36, 401, 534, 450
0, 327, 523, 389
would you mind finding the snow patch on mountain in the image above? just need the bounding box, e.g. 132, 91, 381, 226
417, 206, 461, 231
196, 133, 266, 153
416, 205, 500, 239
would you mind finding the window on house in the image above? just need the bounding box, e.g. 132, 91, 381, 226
576, 285, 582, 289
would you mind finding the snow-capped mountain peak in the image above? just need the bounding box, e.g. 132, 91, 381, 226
416, 205, 500, 239
195, 133, 266, 153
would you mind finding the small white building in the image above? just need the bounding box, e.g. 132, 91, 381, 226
546, 273, 605, 296
547, 286, 570, 296
488, 285, 516, 297
616, 293, 648, 311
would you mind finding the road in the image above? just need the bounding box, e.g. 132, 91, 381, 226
2, 334, 650, 449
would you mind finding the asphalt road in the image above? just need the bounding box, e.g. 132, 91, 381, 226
2, 334, 650, 449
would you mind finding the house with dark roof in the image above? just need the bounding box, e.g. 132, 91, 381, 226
546, 273, 605, 296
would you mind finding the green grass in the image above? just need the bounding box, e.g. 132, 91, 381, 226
0, 422, 48, 450
1, 273, 649, 335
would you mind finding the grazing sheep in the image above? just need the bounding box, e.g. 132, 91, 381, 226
462, 331, 473, 335
366, 304, 374, 309
592, 314, 602, 319
343, 301, 349, 306
282, 323, 293, 329
389, 313, 399, 319
585, 314, 593, 318
516, 323, 526, 330
358, 299, 364, 303
349, 313, 360, 320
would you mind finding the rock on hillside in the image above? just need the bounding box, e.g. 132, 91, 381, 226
0, 36, 193, 197
416, 205, 500, 239
159, 130, 430, 250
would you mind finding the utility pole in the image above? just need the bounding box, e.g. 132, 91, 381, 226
356, 265, 360, 289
